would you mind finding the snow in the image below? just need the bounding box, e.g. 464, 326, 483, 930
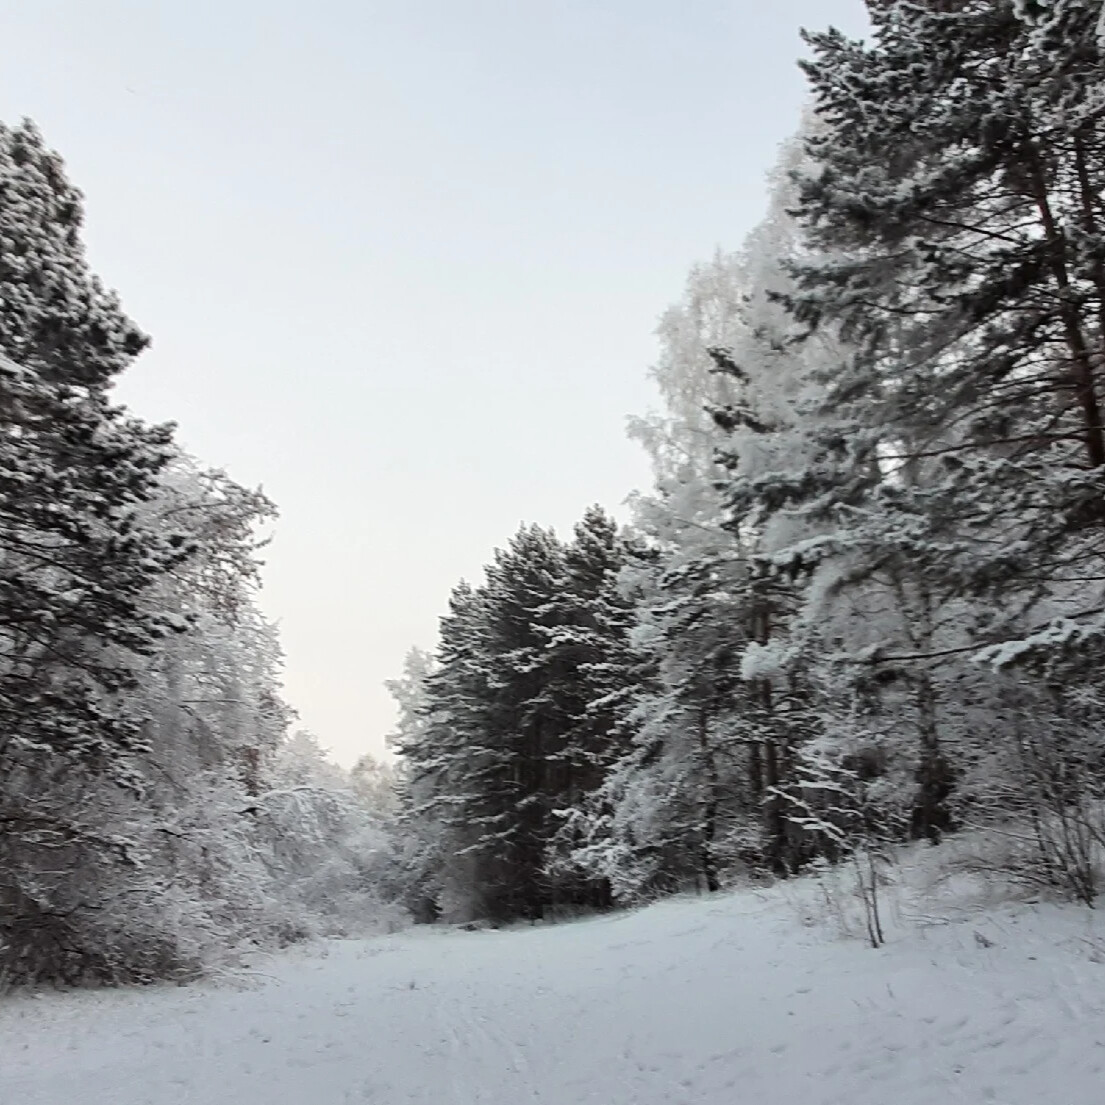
3, 874, 1105, 1104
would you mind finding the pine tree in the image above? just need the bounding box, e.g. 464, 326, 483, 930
0, 120, 187, 780
445, 523, 568, 921
396, 514, 646, 922
535, 506, 641, 909
786, 1, 1105, 656
709, 2, 1105, 843
0, 120, 198, 982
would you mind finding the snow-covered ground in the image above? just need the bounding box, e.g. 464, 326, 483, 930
3, 871, 1105, 1104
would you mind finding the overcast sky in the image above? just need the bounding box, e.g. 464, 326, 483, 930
0, 0, 868, 766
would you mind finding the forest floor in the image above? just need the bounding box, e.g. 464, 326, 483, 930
2, 853, 1105, 1104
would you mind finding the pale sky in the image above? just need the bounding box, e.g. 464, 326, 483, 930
0, 0, 868, 766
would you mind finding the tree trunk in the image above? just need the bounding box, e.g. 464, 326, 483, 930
1027, 148, 1105, 469
697, 707, 721, 893
910, 670, 954, 843
762, 735, 788, 876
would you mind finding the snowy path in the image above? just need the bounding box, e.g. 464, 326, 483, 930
2, 888, 1105, 1104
